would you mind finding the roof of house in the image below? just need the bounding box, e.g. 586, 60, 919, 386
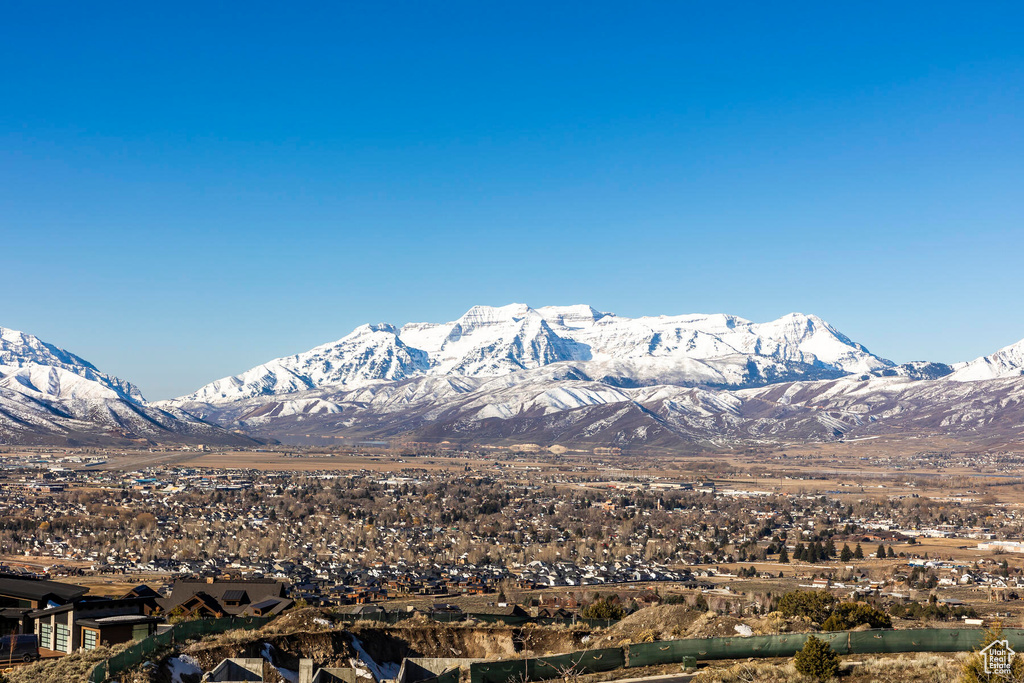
181, 592, 224, 614
161, 579, 290, 617
0, 575, 88, 603
27, 596, 149, 619
122, 585, 162, 600
77, 614, 163, 628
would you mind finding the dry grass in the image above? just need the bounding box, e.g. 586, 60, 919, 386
692, 653, 964, 683
853, 652, 963, 682
691, 660, 818, 683
5, 642, 133, 683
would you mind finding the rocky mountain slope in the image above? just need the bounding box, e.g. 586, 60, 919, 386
164, 305, 1024, 448
174, 304, 894, 404
949, 338, 1024, 381
0, 326, 256, 447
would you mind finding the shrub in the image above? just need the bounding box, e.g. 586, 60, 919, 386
892, 600, 977, 621
778, 591, 838, 623
580, 597, 625, 620
793, 636, 840, 682
821, 602, 892, 631
636, 628, 658, 643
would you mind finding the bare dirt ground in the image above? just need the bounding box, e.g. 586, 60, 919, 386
74, 572, 173, 597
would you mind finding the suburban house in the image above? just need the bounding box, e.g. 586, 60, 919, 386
159, 578, 293, 619
29, 596, 160, 654
121, 584, 163, 614
0, 574, 88, 635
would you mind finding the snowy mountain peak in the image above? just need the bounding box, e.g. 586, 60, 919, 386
949, 336, 1024, 381
454, 303, 534, 331
1, 326, 98, 372
172, 304, 897, 405
0, 326, 144, 401
536, 305, 610, 327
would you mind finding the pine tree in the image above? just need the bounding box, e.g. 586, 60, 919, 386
877, 543, 886, 559
887, 546, 896, 558
840, 544, 853, 562
824, 539, 836, 558
778, 545, 790, 564
854, 543, 864, 560
794, 635, 840, 682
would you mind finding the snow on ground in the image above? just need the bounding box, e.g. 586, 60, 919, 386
261, 642, 299, 683
166, 654, 203, 683
350, 635, 401, 682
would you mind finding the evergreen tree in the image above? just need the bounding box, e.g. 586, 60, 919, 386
840, 544, 853, 562
794, 636, 840, 682
778, 545, 790, 564
887, 546, 896, 558
854, 543, 864, 560
877, 543, 886, 559
824, 539, 836, 558
821, 602, 892, 631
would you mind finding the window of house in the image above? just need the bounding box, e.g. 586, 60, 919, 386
39, 623, 51, 650
83, 629, 97, 650
54, 624, 70, 652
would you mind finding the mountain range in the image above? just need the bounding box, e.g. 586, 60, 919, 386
0, 327, 255, 447
3, 305, 1023, 448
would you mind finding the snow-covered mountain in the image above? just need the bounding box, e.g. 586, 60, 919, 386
950, 338, 1024, 381
166, 305, 1024, 448
1, 327, 144, 401
12, 308, 1023, 449
0, 326, 255, 446
177, 363, 1024, 449
173, 304, 894, 404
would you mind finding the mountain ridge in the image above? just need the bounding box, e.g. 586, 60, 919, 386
5, 307, 1024, 449
162, 304, 1024, 448
0, 326, 257, 447
172, 304, 896, 405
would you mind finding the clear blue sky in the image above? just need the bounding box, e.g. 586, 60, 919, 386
2, 2, 1022, 399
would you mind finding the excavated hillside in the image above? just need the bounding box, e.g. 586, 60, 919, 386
139, 610, 595, 683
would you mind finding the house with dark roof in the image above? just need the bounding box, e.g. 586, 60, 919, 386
0, 574, 88, 635
159, 578, 292, 619
29, 597, 160, 654
120, 584, 162, 614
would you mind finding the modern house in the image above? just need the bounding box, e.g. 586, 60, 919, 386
29, 596, 160, 654
159, 578, 292, 619
0, 574, 88, 635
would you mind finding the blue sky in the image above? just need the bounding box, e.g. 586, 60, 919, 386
2, 2, 1022, 399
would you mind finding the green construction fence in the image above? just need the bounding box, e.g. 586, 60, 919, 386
472, 648, 626, 683
88, 615, 270, 683
471, 628, 1024, 683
